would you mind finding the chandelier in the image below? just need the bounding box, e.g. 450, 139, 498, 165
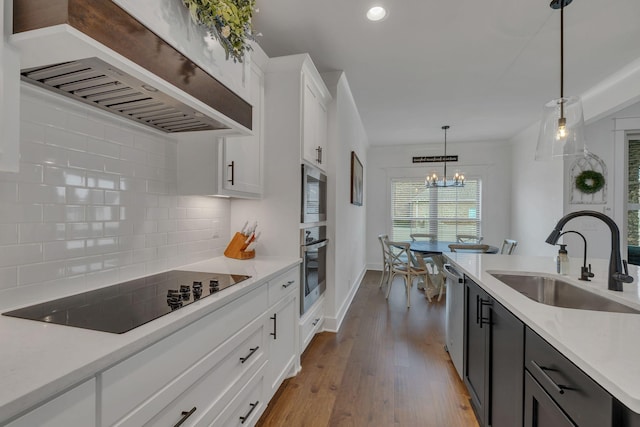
425, 125, 464, 187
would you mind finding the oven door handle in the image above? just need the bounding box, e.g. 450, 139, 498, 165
302, 239, 329, 252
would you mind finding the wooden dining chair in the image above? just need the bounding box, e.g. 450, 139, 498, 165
456, 234, 484, 243
501, 239, 518, 255
448, 243, 491, 253
386, 241, 428, 308
410, 233, 437, 242
413, 253, 445, 302
378, 234, 392, 288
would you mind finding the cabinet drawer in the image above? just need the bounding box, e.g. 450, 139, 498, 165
267, 267, 299, 306
141, 319, 266, 427
300, 296, 324, 353
209, 364, 266, 427
102, 285, 268, 426
525, 327, 612, 427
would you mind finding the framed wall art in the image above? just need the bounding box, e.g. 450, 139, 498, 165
351, 151, 363, 206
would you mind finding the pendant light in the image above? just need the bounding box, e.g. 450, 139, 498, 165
535, 0, 586, 160
425, 125, 464, 188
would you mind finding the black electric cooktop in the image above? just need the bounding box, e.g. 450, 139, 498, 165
2, 271, 251, 334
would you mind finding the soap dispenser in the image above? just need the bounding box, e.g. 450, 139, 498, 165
556, 244, 569, 275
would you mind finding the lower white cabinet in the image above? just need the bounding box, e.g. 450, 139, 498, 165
266, 293, 297, 399
299, 295, 324, 353
209, 363, 267, 427
6, 379, 95, 427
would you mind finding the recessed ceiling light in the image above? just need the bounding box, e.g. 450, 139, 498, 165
366, 6, 387, 21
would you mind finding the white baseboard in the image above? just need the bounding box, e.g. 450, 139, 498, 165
323, 265, 366, 333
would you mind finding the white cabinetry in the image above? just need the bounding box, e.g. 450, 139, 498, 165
299, 296, 324, 353
220, 59, 264, 197
177, 46, 266, 198
0, 2, 20, 172
100, 285, 268, 426
6, 379, 95, 427
265, 267, 300, 399
302, 72, 329, 170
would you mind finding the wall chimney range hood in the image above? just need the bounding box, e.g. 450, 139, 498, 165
12, 0, 252, 134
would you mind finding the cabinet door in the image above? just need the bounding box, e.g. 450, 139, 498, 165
222, 63, 263, 197
524, 372, 574, 427
267, 293, 297, 397
302, 78, 320, 166
464, 277, 490, 425
489, 299, 524, 427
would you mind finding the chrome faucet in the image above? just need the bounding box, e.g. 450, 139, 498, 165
546, 210, 633, 291
558, 230, 594, 281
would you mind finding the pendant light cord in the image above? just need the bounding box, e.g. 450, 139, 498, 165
560, 0, 565, 118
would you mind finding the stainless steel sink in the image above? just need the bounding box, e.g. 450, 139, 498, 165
490, 273, 640, 314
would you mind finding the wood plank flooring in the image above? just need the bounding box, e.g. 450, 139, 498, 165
257, 270, 479, 427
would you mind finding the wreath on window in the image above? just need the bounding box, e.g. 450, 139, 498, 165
183, 0, 256, 63
575, 170, 605, 194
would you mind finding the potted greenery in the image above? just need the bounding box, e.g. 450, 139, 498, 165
183, 0, 256, 63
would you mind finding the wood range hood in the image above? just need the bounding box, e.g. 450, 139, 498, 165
12, 0, 252, 134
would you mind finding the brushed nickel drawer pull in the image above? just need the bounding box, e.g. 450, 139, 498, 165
239, 346, 259, 364
173, 406, 196, 427
239, 401, 259, 424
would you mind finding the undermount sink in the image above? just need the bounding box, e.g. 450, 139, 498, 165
489, 273, 640, 314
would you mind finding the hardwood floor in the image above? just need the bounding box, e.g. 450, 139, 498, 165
257, 271, 480, 427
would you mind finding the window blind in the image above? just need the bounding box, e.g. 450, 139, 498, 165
391, 178, 482, 242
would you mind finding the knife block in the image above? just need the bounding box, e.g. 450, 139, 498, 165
224, 232, 255, 260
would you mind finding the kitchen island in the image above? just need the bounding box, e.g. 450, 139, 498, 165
0, 255, 300, 425
445, 252, 640, 421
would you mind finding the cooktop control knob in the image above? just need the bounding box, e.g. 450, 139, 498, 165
192, 281, 203, 299
209, 279, 219, 293
180, 284, 191, 299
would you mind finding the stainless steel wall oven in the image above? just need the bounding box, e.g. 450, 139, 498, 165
301, 164, 327, 223
301, 225, 328, 314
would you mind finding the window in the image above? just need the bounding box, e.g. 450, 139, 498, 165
391, 178, 482, 241
628, 136, 640, 265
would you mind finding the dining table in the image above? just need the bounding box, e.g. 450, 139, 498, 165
408, 240, 500, 255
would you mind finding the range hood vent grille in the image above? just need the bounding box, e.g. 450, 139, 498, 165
21, 58, 229, 133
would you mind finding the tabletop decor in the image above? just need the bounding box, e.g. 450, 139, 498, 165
351, 151, 363, 206
183, 0, 256, 63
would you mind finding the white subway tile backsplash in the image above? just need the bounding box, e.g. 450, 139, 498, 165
0, 87, 230, 294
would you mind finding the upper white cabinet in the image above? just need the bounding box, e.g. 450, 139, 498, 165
302, 72, 329, 170
220, 59, 265, 197
177, 46, 266, 198
267, 54, 331, 173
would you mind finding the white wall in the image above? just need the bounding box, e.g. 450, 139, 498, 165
0, 84, 231, 295
366, 139, 512, 268
323, 72, 368, 330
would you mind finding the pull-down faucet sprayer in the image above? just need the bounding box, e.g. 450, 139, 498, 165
546, 210, 633, 291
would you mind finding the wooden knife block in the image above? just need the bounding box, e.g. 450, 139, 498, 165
224, 232, 256, 260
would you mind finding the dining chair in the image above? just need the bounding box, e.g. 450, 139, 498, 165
414, 252, 445, 302
410, 233, 437, 242
448, 243, 491, 253
456, 234, 484, 244
386, 241, 428, 308
500, 239, 518, 255
378, 234, 392, 288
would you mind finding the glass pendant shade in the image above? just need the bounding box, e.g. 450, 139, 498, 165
535, 96, 586, 160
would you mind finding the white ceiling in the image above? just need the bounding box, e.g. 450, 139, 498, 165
253, 0, 640, 146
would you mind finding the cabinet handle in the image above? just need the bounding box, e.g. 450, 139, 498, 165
173, 406, 196, 427
282, 280, 295, 289
270, 313, 277, 340
316, 146, 322, 164
239, 401, 259, 424
239, 346, 260, 364
312, 318, 320, 326
530, 360, 567, 395
475, 295, 480, 325
479, 299, 492, 328
228, 160, 235, 185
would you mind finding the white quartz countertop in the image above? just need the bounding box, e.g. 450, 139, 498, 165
0, 255, 300, 424
445, 253, 640, 414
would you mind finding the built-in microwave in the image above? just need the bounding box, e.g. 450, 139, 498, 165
301, 164, 327, 223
